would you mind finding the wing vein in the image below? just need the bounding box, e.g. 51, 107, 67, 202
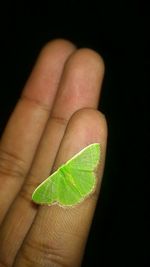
61, 170, 83, 197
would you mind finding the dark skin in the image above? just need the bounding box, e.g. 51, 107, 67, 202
0, 39, 107, 267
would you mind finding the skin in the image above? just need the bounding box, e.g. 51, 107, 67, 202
0, 39, 107, 267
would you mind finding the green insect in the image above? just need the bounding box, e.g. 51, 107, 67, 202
32, 143, 100, 207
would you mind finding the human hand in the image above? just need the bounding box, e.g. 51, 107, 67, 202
0, 39, 107, 267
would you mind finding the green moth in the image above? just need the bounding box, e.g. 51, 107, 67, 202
32, 143, 100, 207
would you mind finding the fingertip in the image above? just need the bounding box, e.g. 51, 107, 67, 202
67, 108, 107, 146
39, 39, 76, 59
22, 39, 76, 107
64, 47, 105, 79
55, 108, 107, 169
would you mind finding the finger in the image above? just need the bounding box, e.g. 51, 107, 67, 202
14, 109, 107, 267
28, 48, 105, 179
0, 49, 105, 267
0, 39, 76, 223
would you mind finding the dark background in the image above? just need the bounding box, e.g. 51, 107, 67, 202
0, 1, 149, 266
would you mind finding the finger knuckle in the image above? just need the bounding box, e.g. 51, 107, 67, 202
0, 147, 26, 179
50, 114, 68, 127
20, 239, 68, 267
19, 175, 40, 203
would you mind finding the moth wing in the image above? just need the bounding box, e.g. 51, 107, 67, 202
32, 143, 100, 206
66, 143, 100, 171
32, 170, 63, 205
56, 171, 83, 206
56, 144, 100, 206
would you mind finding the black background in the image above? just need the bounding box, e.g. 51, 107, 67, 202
0, 1, 149, 266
